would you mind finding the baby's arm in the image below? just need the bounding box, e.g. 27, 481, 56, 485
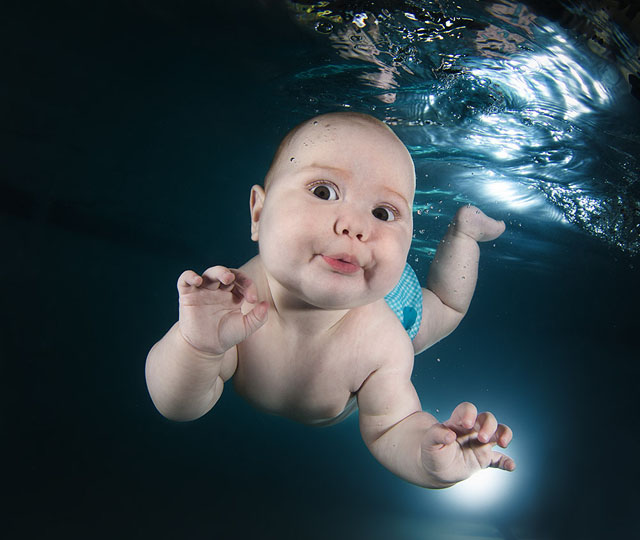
413, 205, 505, 354
358, 341, 514, 488
145, 266, 268, 421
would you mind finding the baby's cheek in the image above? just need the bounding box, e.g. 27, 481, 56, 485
385, 256, 410, 290
364, 266, 398, 297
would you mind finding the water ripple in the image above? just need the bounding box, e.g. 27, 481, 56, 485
286, 0, 640, 257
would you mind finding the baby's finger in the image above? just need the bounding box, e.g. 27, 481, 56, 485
177, 270, 203, 292
475, 412, 498, 444
489, 451, 516, 471
425, 424, 457, 447
228, 270, 259, 304
445, 402, 478, 431
201, 266, 236, 290
495, 424, 513, 448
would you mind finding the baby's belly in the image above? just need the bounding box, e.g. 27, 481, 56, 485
305, 394, 358, 426
233, 374, 356, 424
232, 350, 356, 424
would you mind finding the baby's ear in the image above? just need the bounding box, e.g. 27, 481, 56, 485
249, 185, 266, 242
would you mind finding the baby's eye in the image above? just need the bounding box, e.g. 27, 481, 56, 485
372, 206, 396, 222
310, 183, 338, 201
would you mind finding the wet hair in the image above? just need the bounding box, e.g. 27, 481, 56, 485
263, 112, 399, 191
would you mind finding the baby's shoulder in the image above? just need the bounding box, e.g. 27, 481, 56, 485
239, 255, 262, 279
346, 299, 415, 364
239, 255, 270, 299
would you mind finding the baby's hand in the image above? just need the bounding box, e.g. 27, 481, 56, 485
177, 266, 268, 355
451, 205, 506, 243
421, 402, 515, 486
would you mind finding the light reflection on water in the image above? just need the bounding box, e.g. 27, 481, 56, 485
287, 0, 640, 260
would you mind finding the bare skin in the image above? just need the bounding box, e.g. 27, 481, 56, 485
145, 112, 515, 488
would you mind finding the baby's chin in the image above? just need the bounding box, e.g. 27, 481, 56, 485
297, 284, 388, 311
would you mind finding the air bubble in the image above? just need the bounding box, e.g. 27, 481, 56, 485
314, 21, 333, 34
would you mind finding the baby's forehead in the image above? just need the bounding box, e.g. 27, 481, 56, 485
294, 117, 413, 174
292, 115, 408, 161
289, 114, 391, 146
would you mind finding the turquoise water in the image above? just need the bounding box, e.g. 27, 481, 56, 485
4, 1, 638, 539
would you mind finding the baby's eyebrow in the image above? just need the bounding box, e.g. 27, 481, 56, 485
382, 187, 411, 211
300, 164, 347, 177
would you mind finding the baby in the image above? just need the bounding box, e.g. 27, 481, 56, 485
145, 112, 515, 488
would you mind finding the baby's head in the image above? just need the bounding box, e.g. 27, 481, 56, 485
250, 112, 416, 309
263, 112, 416, 194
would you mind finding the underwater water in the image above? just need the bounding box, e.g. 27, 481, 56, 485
3, 0, 639, 538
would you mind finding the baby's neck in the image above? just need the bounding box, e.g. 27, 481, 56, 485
265, 275, 351, 338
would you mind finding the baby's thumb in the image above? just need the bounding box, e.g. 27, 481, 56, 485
426, 423, 457, 448
482, 217, 506, 242
242, 301, 269, 335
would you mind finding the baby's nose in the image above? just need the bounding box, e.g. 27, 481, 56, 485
334, 207, 370, 241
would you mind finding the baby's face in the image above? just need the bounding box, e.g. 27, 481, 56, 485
252, 114, 415, 309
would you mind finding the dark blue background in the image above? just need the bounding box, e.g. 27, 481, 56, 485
3, 1, 638, 538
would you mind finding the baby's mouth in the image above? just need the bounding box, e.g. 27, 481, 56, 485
321, 254, 361, 274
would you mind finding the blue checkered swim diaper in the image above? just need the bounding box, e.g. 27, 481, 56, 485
384, 263, 423, 340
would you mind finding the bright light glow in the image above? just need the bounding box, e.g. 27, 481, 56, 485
469, 37, 611, 127
439, 467, 515, 510
483, 179, 540, 209
492, 148, 512, 160
411, 18, 621, 245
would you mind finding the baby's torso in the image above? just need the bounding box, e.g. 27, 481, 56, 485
231, 258, 411, 425
233, 307, 383, 424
